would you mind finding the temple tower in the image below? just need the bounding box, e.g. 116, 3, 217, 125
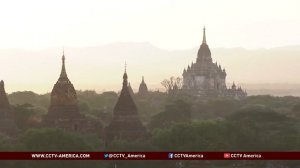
0, 80, 18, 134
182, 27, 227, 97
0, 80, 10, 111
44, 52, 87, 131
138, 76, 148, 97
105, 68, 147, 144
182, 27, 246, 98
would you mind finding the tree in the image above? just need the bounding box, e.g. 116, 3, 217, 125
161, 77, 183, 93
20, 128, 92, 151
226, 105, 300, 151
149, 100, 191, 130
151, 121, 233, 151
11, 104, 42, 130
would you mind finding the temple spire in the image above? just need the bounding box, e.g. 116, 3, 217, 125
60, 50, 68, 79
125, 61, 127, 73
0, 80, 4, 91
202, 26, 206, 44
123, 63, 128, 88
0, 80, 9, 109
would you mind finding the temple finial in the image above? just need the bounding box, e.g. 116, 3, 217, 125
62, 46, 65, 64
0, 80, 4, 90
202, 26, 206, 44
60, 49, 67, 79
122, 63, 128, 88
142, 76, 145, 83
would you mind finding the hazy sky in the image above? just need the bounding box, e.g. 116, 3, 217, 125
1, 0, 300, 93
0, 0, 299, 50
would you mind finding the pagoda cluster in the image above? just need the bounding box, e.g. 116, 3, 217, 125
0, 28, 247, 141
0, 53, 149, 144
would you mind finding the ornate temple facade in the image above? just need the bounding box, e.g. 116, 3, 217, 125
182, 27, 247, 98
138, 76, 148, 97
105, 69, 147, 144
0, 80, 18, 135
44, 53, 101, 132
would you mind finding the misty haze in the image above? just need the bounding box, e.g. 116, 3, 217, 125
0, 0, 300, 168
1, 44, 300, 96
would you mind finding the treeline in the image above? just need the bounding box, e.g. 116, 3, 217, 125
1, 91, 300, 167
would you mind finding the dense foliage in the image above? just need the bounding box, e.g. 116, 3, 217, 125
2, 91, 300, 167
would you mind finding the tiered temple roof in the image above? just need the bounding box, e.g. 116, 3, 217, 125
182, 27, 246, 98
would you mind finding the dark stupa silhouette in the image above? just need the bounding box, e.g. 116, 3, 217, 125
0, 80, 18, 135
105, 66, 147, 144
44, 52, 102, 132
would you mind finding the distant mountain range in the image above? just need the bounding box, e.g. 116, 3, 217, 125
0, 43, 300, 96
